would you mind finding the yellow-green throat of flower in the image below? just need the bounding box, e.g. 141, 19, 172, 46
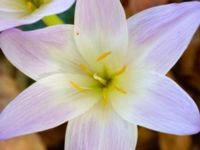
70, 51, 128, 106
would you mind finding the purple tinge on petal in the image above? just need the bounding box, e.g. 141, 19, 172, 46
0, 73, 99, 140
127, 2, 200, 74
111, 71, 200, 135
65, 104, 137, 150
0, 25, 82, 81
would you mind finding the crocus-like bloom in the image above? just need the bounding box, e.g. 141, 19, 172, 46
0, 0, 75, 31
0, 1, 200, 149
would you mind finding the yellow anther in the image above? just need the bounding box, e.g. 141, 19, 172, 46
116, 65, 127, 76
96, 51, 112, 62
26, 1, 34, 9
114, 84, 127, 94
93, 73, 107, 85
70, 81, 85, 92
80, 64, 92, 75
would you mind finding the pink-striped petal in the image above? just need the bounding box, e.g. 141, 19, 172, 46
74, 0, 128, 69
0, 73, 100, 140
0, 25, 83, 81
65, 104, 137, 150
111, 71, 200, 135
127, 2, 200, 74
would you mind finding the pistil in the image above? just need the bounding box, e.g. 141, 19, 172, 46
93, 73, 107, 86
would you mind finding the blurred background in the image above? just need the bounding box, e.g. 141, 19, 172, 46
0, 0, 200, 149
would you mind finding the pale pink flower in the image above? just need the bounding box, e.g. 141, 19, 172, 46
0, 0, 75, 31
0, 1, 200, 149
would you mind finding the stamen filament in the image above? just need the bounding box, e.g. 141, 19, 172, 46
80, 64, 92, 75
70, 81, 85, 92
102, 88, 108, 106
114, 84, 127, 94
93, 73, 107, 85
96, 51, 112, 62
115, 65, 127, 76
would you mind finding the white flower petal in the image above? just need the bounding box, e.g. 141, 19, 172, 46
0, 73, 100, 140
74, 0, 128, 69
127, 2, 200, 74
0, 0, 27, 12
0, 0, 75, 31
0, 12, 30, 31
65, 104, 137, 150
31, 0, 75, 17
0, 25, 83, 81
111, 71, 200, 135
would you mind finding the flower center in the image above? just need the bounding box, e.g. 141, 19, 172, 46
26, 0, 43, 10
70, 51, 127, 106
93, 73, 108, 86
